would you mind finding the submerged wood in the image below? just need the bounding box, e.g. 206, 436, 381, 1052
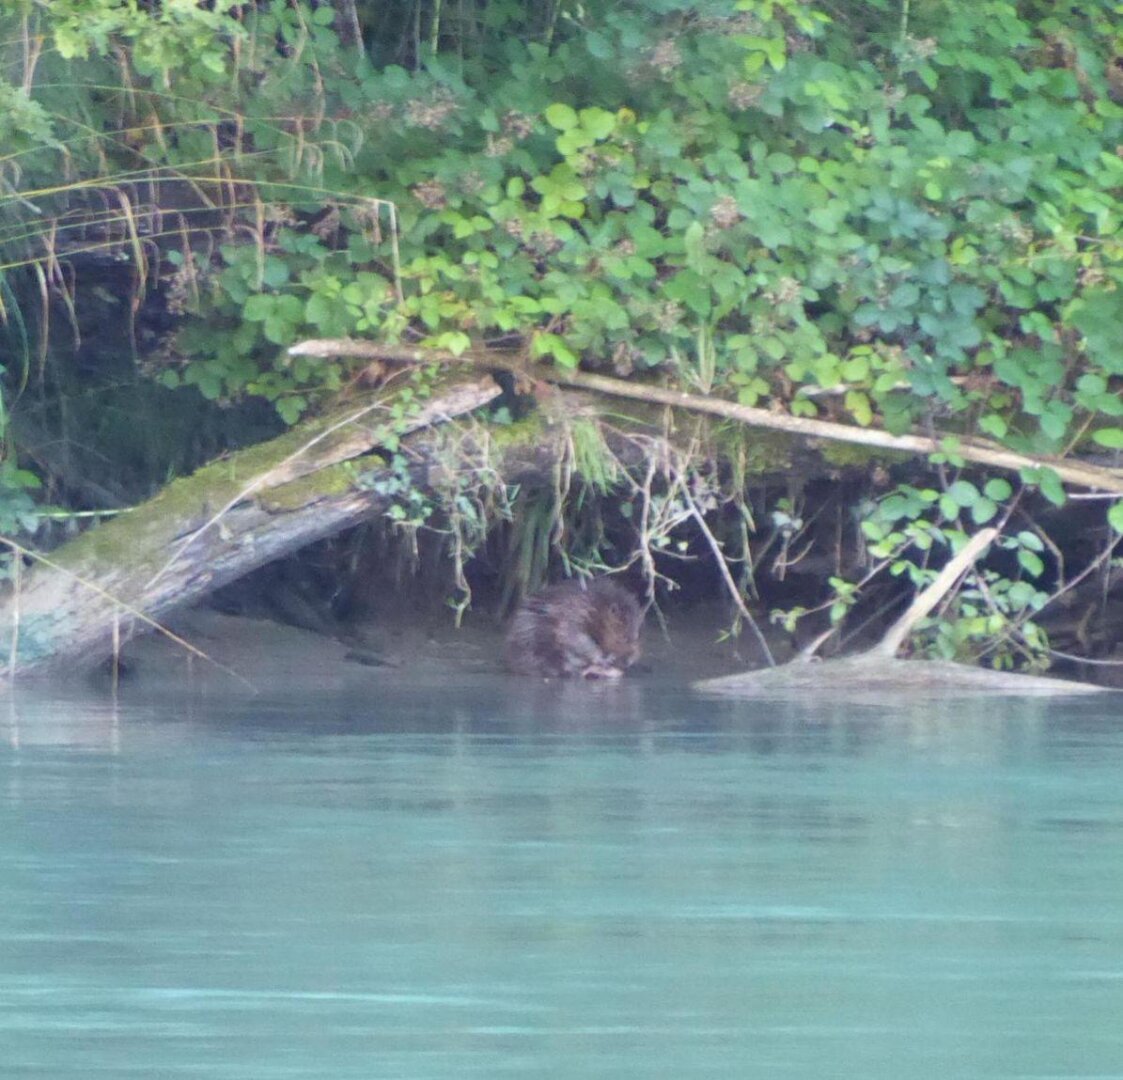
693, 655, 1110, 700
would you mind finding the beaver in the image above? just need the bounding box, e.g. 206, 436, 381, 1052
504, 577, 643, 678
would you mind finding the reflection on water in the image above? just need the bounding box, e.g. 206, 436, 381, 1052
3, 676, 1123, 1079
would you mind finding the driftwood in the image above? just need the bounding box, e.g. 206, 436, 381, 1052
695, 527, 1111, 699
0, 375, 505, 678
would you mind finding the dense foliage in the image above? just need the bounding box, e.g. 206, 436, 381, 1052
1, 0, 1121, 662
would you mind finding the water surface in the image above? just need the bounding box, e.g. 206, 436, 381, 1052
4, 676, 1123, 1078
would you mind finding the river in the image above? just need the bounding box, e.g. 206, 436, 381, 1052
3, 674, 1122, 1078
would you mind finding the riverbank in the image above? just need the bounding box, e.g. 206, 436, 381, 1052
95, 601, 766, 697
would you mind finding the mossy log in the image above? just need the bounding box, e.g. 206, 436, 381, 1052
0, 375, 504, 679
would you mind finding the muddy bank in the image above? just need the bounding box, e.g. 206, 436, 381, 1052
81, 601, 764, 697
25, 600, 1116, 702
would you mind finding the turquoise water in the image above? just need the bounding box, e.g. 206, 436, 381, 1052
3, 679, 1123, 1078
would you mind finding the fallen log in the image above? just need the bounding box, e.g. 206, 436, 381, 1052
289, 339, 1123, 495
0, 374, 504, 679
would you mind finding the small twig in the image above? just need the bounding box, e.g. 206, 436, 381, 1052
111, 608, 120, 693
683, 493, 776, 667
1032, 531, 1122, 619
8, 548, 21, 680
1048, 648, 1123, 667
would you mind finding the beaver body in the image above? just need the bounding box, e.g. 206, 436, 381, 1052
504, 578, 643, 678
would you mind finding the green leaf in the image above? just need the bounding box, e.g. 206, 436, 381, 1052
434, 331, 472, 356
978, 415, 1007, 439
1041, 471, 1065, 507
983, 478, 1012, 501
544, 103, 578, 131
261, 257, 290, 289
663, 270, 711, 317
243, 294, 274, 321
844, 389, 872, 426
1017, 549, 1045, 577
970, 497, 997, 524
578, 107, 616, 140
1022, 467, 1067, 507
1069, 289, 1123, 374
947, 480, 979, 508
530, 332, 578, 368
683, 221, 706, 266
1092, 428, 1123, 449
1108, 501, 1123, 535
276, 395, 307, 425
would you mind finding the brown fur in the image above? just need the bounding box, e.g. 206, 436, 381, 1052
504, 578, 643, 678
